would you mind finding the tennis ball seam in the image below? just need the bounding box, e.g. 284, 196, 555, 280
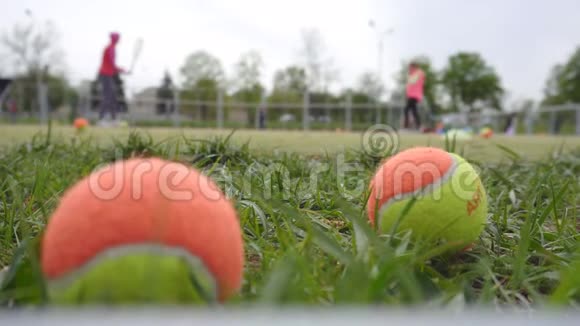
46, 243, 217, 294
377, 153, 459, 217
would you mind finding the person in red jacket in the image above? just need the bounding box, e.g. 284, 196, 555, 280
98, 32, 125, 125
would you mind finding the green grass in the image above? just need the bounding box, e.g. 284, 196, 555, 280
1, 125, 579, 161
0, 124, 579, 307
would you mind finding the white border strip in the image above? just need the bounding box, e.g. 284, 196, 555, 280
1, 309, 580, 326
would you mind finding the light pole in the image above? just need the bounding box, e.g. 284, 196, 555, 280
369, 20, 394, 124
25, 9, 49, 125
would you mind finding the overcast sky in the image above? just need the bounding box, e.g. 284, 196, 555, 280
1, 0, 579, 102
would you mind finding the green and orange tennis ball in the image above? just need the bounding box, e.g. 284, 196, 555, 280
367, 147, 488, 251
41, 158, 244, 304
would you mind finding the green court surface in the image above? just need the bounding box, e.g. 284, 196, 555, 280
0, 125, 578, 161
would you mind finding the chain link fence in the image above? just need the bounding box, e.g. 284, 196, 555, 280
1, 81, 579, 135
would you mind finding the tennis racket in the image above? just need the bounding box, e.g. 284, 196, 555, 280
128, 38, 143, 74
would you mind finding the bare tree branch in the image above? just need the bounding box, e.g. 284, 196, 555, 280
298, 28, 339, 92
1, 20, 63, 75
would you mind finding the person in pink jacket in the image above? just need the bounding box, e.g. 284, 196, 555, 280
404, 62, 425, 130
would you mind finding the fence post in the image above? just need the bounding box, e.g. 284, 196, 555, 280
386, 103, 393, 127
303, 90, 310, 131
36, 81, 42, 123
126, 91, 132, 125
0, 83, 10, 113
254, 101, 260, 129
549, 110, 556, 134
173, 89, 180, 128
17, 83, 24, 116
80, 91, 88, 118
254, 103, 259, 129
345, 93, 352, 131
39, 82, 49, 125
576, 105, 580, 136
492, 113, 501, 132
63, 83, 70, 121
375, 102, 381, 124
217, 89, 224, 129
164, 100, 171, 119
255, 93, 266, 129
525, 110, 533, 135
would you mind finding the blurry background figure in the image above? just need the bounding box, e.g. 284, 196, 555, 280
0, 79, 15, 123
504, 113, 517, 135
97, 32, 125, 127
435, 121, 445, 134
404, 62, 425, 130
7, 98, 18, 124
553, 115, 563, 135
259, 106, 266, 129
0, 78, 11, 108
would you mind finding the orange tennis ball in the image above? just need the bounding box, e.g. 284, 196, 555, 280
73, 117, 89, 131
367, 147, 487, 251
41, 158, 244, 304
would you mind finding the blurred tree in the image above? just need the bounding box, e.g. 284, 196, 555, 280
231, 50, 264, 100
231, 50, 265, 124
270, 65, 307, 102
337, 88, 376, 124
441, 52, 504, 112
542, 64, 565, 105
12, 69, 77, 113
298, 28, 339, 92
394, 56, 441, 113
356, 71, 384, 103
351, 72, 386, 124
181, 78, 219, 121
180, 50, 225, 88
267, 65, 308, 122
540, 46, 580, 134
338, 88, 372, 104
308, 90, 341, 122
156, 71, 175, 115
542, 46, 580, 105
1, 19, 74, 115
1, 20, 64, 76
179, 51, 225, 121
